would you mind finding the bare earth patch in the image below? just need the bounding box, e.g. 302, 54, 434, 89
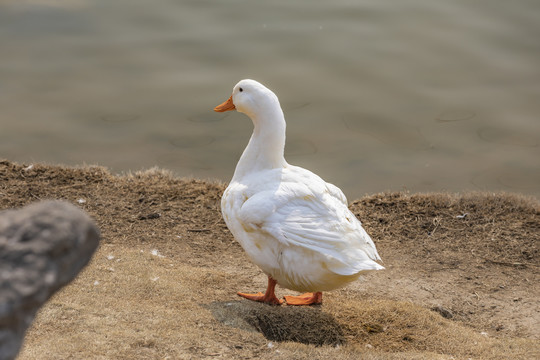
1, 160, 538, 359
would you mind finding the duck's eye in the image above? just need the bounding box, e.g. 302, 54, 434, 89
239, 87, 243, 92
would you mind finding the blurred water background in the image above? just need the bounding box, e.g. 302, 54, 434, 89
1, 0, 539, 199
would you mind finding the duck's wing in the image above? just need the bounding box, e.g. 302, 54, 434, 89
238, 184, 383, 275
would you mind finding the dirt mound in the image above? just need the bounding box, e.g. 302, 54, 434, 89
207, 301, 345, 346
1, 160, 538, 359
351, 192, 539, 339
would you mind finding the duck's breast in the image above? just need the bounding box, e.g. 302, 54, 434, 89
221, 181, 283, 276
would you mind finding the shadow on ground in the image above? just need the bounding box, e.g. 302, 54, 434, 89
206, 300, 344, 346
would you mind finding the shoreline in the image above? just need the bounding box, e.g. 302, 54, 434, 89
2, 158, 538, 202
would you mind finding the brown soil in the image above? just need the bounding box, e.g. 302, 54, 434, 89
1, 159, 538, 359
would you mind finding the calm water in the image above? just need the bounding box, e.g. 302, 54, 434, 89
1, 0, 539, 199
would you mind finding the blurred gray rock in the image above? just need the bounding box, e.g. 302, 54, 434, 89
0, 201, 100, 360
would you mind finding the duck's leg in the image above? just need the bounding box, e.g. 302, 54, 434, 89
237, 276, 283, 305
284, 291, 323, 306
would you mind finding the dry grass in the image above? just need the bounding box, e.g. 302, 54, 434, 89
0, 160, 538, 359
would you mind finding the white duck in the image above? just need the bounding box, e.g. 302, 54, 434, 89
215, 79, 383, 305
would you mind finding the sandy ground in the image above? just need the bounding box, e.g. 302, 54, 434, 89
1, 160, 538, 359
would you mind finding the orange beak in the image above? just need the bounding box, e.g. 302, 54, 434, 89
214, 95, 236, 112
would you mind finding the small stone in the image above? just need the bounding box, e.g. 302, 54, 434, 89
150, 249, 164, 258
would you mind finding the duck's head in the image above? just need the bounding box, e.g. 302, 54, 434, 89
214, 79, 280, 118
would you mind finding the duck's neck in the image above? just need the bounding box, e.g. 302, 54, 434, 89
232, 106, 287, 181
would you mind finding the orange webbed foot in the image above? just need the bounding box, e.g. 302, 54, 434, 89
237, 291, 283, 305
236, 277, 283, 305
283, 292, 323, 306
